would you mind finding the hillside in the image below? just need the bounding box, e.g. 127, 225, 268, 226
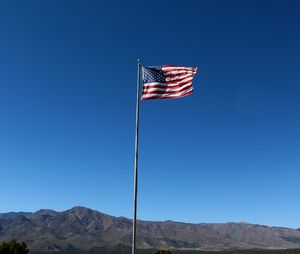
1, 207, 300, 252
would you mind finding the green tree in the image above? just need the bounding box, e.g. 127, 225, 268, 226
0, 239, 29, 254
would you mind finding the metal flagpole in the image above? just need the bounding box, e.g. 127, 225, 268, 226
132, 59, 141, 254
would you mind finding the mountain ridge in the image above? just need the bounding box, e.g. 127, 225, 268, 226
1, 206, 295, 229
1, 206, 300, 252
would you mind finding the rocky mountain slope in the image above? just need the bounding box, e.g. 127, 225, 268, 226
1, 206, 300, 252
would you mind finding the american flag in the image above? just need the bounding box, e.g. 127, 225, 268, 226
141, 65, 197, 100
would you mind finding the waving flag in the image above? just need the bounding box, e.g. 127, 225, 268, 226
141, 65, 197, 100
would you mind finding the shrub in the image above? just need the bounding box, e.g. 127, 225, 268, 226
155, 250, 171, 254
0, 239, 29, 254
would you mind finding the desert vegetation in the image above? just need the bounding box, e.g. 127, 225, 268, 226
0, 239, 29, 254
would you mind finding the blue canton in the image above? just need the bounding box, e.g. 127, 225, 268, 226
142, 66, 166, 83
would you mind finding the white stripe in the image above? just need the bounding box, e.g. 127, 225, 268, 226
165, 73, 193, 81
142, 88, 193, 99
143, 76, 193, 88
163, 70, 196, 76
143, 82, 167, 87
142, 87, 193, 99
167, 77, 194, 87
165, 75, 193, 82
143, 82, 192, 93
162, 66, 196, 71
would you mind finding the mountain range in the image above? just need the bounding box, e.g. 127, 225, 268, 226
1, 206, 300, 252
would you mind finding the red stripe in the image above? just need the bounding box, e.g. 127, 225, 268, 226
164, 71, 195, 79
142, 90, 193, 100
165, 74, 194, 83
143, 77, 192, 88
142, 84, 193, 96
166, 79, 193, 87
143, 81, 192, 90
162, 65, 197, 71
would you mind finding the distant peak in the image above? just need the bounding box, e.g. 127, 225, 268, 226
238, 221, 250, 225
69, 206, 92, 211
66, 206, 97, 215
35, 209, 58, 216
164, 220, 175, 223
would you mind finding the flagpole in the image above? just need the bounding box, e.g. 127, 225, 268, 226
132, 59, 141, 254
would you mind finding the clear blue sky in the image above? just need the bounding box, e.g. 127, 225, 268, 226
0, 0, 300, 228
